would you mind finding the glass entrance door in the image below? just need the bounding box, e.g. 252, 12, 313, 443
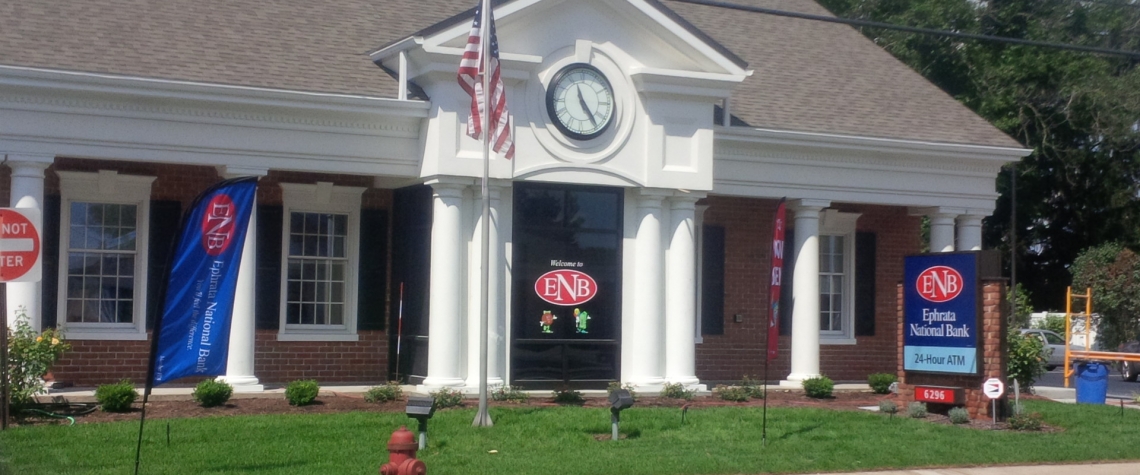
511, 184, 622, 390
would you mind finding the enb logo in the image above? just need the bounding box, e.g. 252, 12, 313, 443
535, 269, 597, 306
916, 266, 963, 303
201, 194, 237, 256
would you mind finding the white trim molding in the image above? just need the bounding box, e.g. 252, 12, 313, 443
56, 170, 156, 340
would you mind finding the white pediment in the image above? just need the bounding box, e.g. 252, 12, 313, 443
371, 0, 751, 191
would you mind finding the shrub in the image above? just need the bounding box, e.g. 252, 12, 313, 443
431, 387, 464, 409
363, 382, 403, 403
606, 381, 638, 401
95, 380, 138, 413
192, 379, 233, 408
867, 373, 896, 394
949, 407, 970, 424
802, 376, 834, 398
285, 380, 320, 406
1008, 331, 1046, 391
552, 389, 585, 405
878, 399, 898, 414
1008, 411, 1043, 431
714, 385, 750, 402
907, 401, 927, 418
491, 385, 529, 403
5, 307, 70, 408
741, 375, 765, 399
661, 382, 695, 400
1033, 314, 1067, 336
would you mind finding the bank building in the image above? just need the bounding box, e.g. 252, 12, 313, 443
0, 0, 1028, 392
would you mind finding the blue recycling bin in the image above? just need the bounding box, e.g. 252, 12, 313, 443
1075, 362, 1109, 404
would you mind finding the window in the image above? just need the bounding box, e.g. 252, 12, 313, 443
818, 210, 860, 344
56, 171, 155, 340
278, 182, 364, 341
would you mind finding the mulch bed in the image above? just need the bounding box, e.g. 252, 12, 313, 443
5, 389, 1060, 432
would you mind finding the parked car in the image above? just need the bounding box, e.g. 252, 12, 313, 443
1118, 340, 1140, 382
1020, 329, 1085, 371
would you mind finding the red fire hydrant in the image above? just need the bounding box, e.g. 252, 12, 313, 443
380, 426, 426, 475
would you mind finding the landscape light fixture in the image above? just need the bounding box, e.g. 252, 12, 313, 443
405, 396, 436, 450
608, 389, 635, 441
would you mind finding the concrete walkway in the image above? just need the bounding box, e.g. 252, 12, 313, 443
822, 462, 1140, 475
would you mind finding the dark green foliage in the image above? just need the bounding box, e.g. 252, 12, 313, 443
430, 388, 464, 409
284, 380, 319, 406
714, 385, 749, 402
94, 380, 137, 413
363, 382, 402, 403
802, 376, 834, 399
820, 0, 1140, 311
1033, 314, 1066, 336
867, 373, 896, 394
552, 389, 585, 405
949, 407, 970, 424
740, 375, 765, 399
661, 382, 695, 400
1071, 243, 1140, 348
192, 380, 233, 408
1008, 331, 1047, 391
1008, 410, 1044, 431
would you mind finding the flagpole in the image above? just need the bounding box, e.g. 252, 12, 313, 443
473, 0, 493, 428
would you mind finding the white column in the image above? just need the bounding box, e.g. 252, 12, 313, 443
466, 183, 504, 388
785, 199, 830, 384
956, 214, 984, 251
6, 154, 52, 330
929, 213, 957, 253
628, 189, 669, 386
423, 180, 468, 388
219, 167, 266, 392
665, 194, 700, 386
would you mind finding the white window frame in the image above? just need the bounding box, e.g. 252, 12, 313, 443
277, 182, 365, 342
819, 210, 860, 345
56, 170, 155, 341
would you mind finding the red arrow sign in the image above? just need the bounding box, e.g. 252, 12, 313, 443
0, 208, 42, 282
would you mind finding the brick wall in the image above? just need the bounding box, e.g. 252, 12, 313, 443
896, 281, 1007, 419
695, 196, 920, 383
40, 159, 393, 386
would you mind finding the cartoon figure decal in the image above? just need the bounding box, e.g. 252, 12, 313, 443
573, 308, 591, 334
539, 310, 557, 334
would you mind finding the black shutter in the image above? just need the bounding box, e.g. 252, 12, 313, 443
855, 232, 877, 336
357, 209, 389, 331
700, 225, 725, 336
146, 200, 183, 330
779, 228, 795, 336
256, 206, 282, 330
41, 195, 61, 329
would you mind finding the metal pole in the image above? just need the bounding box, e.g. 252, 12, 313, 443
473, 0, 493, 428
1, 285, 8, 430
395, 282, 404, 382
611, 411, 619, 441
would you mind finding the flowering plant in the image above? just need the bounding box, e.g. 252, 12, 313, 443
6, 307, 70, 407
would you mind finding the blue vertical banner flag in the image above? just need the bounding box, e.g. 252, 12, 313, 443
151, 177, 257, 386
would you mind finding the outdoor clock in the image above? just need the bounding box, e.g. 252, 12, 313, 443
545, 63, 615, 141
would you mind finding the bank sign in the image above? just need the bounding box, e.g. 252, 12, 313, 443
903, 253, 981, 375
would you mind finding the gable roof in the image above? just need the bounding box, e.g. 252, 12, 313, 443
0, 0, 1020, 148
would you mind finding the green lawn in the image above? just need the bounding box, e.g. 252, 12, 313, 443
1, 400, 1138, 474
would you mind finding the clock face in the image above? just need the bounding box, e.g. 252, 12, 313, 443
546, 64, 615, 141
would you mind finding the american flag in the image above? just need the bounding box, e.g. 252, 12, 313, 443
457, 1, 515, 159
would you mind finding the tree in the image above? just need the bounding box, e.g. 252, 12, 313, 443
1070, 243, 1140, 348
819, 0, 1140, 310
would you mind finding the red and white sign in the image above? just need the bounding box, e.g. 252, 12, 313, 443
201, 194, 237, 256
914, 385, 962, 404
916, 266, 964, 303
534, 269, 597, 306
983, 378, 1005, 399
0, 207, 42, 283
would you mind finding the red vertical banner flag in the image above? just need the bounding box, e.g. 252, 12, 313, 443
767, 199, 787, 361
456, 0, 515, 159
